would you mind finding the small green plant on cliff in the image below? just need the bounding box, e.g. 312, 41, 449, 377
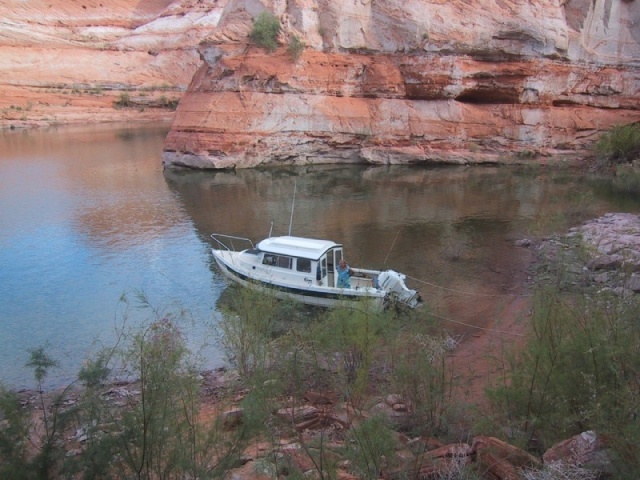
287, 35, 305, 61
158, 95, 179, 110
250, 11, 281, 52
595, 123, 640, 165
114, 92, 132, 108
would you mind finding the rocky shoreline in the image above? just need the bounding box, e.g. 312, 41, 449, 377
14, 368, 613, 480
536, 212, 640, 297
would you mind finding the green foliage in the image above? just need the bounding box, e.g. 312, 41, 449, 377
487, 285, 640, 472
0, 297, 255, 480
344, 415, 397, 479
217, 287, 281, 381
250, 11, 280, 52
114, 92, 131, 108
158, 95, 179, 110
390, 332, 452, 436
270, 327, 322, 398
310, 303, 393, 407
287, 35, 305, 61
27, 347, 78, 480
0, 386, 30, 480
69, 351, 119, 480
612, 164, 640, 195
595, 123, 640, 165
1, 347, 81, 480
112, 319, 204, 478
27, 346, 59, 385
74, 304, 251, 480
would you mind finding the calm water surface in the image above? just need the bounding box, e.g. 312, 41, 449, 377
1, 123, 638, 388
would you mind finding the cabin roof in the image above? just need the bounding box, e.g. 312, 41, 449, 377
256, 236, 340, 260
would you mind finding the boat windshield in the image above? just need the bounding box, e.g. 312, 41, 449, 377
263, 254, 293, 269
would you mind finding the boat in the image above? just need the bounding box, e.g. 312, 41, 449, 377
211, 233, 422, 311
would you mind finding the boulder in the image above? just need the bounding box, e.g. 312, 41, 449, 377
408, 443, 474, 480
472, 436, 541, 470
543, 431, 613, 474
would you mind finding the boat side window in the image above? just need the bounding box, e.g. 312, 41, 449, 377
296, 258, 311, 273
263, 254, 292, 269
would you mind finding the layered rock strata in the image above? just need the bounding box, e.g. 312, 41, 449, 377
0, 0, 225, 128
163, 0, 640, 169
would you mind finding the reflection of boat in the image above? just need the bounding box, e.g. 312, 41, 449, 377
211, 233, 422, 311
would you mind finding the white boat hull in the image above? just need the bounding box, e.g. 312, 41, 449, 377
212, 249, 388, 311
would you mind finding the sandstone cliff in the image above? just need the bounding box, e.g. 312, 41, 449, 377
163, 0, 640, 168
0, 0, 224, 128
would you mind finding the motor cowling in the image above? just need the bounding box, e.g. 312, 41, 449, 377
378, 270, 422, 309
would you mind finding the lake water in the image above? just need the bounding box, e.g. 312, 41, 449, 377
1, 123, 638, 389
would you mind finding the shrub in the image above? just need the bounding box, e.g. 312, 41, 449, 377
487, 285, 640, 472
250, 11, 280, 52
287, 35, 305, 61
114, 92, 131, 108
158, 95, 179, 110
344, 415, 398, 478
595, 123, 640, 165
75, 304, 251, 479
309, 303, 394, 408
217, 287, 280, 380
0, 347, 79, 480
0, 386, 30, 480
390, 333, 452, 436
113, 319, 205, 478
612, 164, 640, 195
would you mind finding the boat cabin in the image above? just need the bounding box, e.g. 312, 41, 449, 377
254, 236, 346, 288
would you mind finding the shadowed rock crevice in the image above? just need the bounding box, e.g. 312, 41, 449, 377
455, 88, 521, 104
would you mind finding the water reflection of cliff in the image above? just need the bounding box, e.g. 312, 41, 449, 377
163, 165, 566, 285
163, 164, 607, 335
1, 123, 183, 253
164, 164, 522, 233
50, 124, 185, 251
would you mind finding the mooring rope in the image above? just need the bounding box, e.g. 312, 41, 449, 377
407, 274, 529, 298
428, 311, 526, 337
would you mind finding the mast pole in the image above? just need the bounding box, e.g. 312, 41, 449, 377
288, 180, 297, 236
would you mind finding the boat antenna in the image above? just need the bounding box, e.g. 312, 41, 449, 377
288, 180, 297, 236
268, 221, 273, 238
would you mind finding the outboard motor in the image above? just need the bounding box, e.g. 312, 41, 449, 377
378, 270, 422, 309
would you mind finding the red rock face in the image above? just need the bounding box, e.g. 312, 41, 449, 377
0, 0, 226, 129
1, 0, 638, 160
163, 0, 640, 168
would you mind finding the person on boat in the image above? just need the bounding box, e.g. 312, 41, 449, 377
336, 259, 352, 288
